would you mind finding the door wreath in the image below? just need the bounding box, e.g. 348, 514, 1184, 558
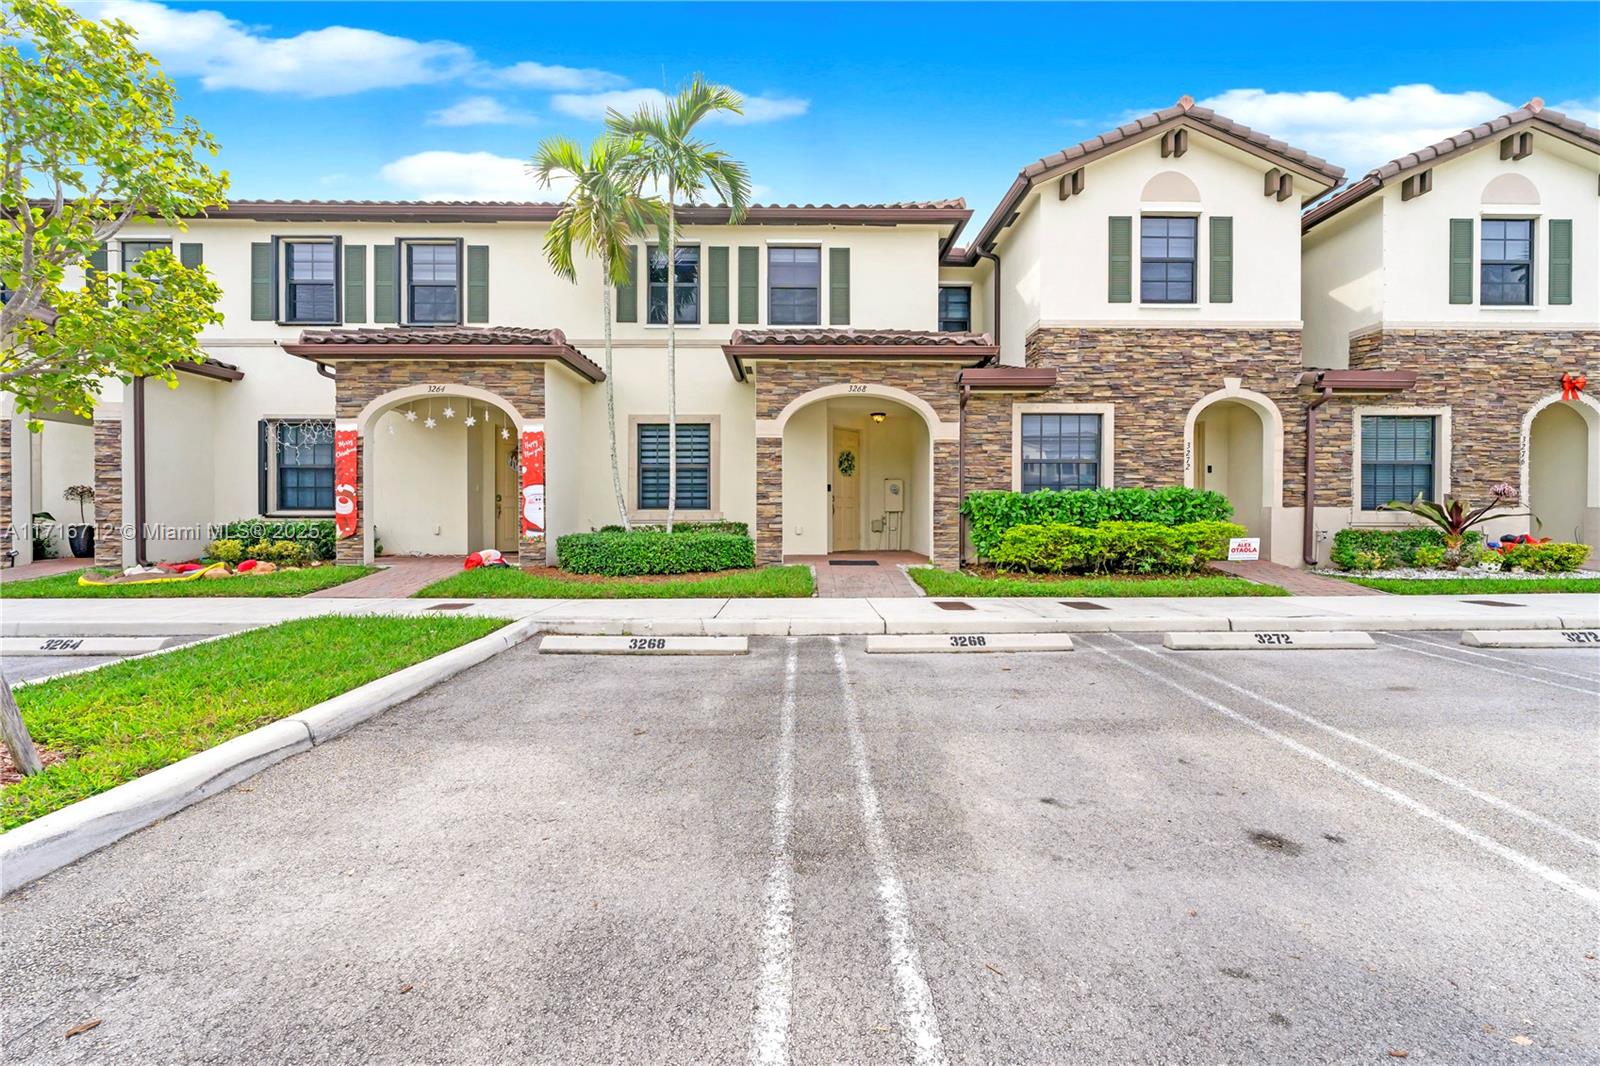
837, 449, 856, 477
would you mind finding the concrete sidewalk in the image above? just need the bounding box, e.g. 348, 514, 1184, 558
2, 592, 1595, 637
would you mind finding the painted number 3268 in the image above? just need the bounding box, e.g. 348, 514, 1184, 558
949, 635, 987, 647
628, 638, 666, 650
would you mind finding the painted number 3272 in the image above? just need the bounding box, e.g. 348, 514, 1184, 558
1561, 630, 1600, 644
1254, 633, 1294, 646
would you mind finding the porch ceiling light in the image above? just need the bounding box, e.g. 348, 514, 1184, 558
870, 411, 887, 424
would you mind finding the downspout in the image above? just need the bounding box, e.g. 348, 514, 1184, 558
316, 362, 336, 380
1302, 385, 1333, 566
958, 383, 970, 567
975, 249, 1001, 354
132, 375, 150, 566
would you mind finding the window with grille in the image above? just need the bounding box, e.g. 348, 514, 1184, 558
1481, 219, 1532, 305
120, 240, 171, 270
406, 242, 459, 324
275, 421, 335, 511
638, 422, 711, 511
1140, 216, 1197, 303
768, 247, 821, 325
1020, 413, 1102, 492
1360, 415, 1435, 510
284, 240, 337, 324
646, 244, 699, 325
938, 286, 971, 332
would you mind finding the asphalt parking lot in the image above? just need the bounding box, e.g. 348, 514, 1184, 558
3, 632, 1597, 1064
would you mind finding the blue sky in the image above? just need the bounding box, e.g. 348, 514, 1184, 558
78, 1, 1600, 222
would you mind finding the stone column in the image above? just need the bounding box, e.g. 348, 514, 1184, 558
93, 410, 124, 569
755, 437, 783, 565
932, 438, 960, 566
335, 436, 365, 566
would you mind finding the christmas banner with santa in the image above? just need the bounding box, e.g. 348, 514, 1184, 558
520, 425, 546, 536
334, 422, 359, 539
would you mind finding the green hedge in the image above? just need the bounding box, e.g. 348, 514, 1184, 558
1330, 527, 1481, 570
556, 530, 756, 576
1498, 542, 1591, 573
990, 520, 1246, 575
962, 487, 1233, 560
216, 518, 336, 560
596, 520, 749, 536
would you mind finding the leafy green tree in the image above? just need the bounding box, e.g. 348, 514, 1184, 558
606, 76, 750, 531
533, 135, 668, 532
1, 0, 228, 775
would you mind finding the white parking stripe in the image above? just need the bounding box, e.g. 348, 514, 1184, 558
1086, 640, 1600, 908
1108, 634, 1600, 854
1393, 631, 1600, 681
1380, 635, 1600, 697
751, 640, 800, 1066
830, 637, 947, 1065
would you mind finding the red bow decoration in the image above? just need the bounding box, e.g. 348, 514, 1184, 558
1562, 372, 1587, 402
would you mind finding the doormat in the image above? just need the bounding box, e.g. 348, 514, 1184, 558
830, 560, 879, 566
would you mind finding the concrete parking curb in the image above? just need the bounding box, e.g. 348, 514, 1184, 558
0, 616, 537, 896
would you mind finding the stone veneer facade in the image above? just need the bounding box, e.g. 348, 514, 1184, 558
331, 358, 547, 567
93, 416, 123, 568
1315, 328, 1598, 507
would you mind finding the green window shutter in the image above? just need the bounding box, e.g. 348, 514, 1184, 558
344, 244, 367, 324
1448, 218, 1473, 305
828, 247, 851, 325
1208, 217, 1233, 303
737, 246, 759, 324
1108, 216, 1132, 303
87, 244, 108, 303
372, 244, 397, 323
707, 246, 730, 323
466, 245, 490, 323
179, 242, 203, 269
616, 244, 638, 323
250, 242, 273, 320
1548, 219, 1572, 305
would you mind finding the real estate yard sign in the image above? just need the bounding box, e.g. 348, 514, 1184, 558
1227, 537, 1261, 561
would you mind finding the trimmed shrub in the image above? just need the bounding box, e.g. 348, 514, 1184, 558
206, 538, 246, 565
1504, 541, 1591, 573
218, 518, 336, 560
596, 520, 750, 536
990, 520, 1246, 576
1411, 545, 1446, 569
1330, 527, 1482, 571
962, 487, 1233, 560
557, 530, 755, 576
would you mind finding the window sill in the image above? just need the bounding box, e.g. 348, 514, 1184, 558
627, 510, 723, 523
1138, 303, 1202, 310
262, 511, 335, 519
643, 323, 703, 330
278, 320, 341, 328
1478, 305, 1540, 311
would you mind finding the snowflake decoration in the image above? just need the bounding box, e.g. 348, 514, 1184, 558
403, 409, 418, 422
500, 426, 511, 440
423, 417, 437, 430
464, 415, 477, 428
442, 406, 455, 419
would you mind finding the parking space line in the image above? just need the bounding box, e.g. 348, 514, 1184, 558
1379, 635, 1600, 697
1085, 639, 1600, 908
751, 640, 799, 1066
1107, 634, 1600, 855
830, 637, 947, 1066
1392, 631, 1600, 681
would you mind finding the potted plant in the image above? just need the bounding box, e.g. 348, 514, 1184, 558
63, 484, 96, 558
1381, 483, 1524, 569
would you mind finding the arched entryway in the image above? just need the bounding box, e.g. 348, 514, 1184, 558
1183, 382, 1285, 547
1522, 392, 1600, 556
771, 385, 940, 560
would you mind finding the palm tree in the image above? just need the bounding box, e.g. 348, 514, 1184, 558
532, 134, 667, 532
606, 74, 751, 531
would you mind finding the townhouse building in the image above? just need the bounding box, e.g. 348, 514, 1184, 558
2, 98, 1595, 573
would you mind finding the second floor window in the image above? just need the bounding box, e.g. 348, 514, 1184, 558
647, 245, 699, 325
1481, 219, 1532, 306
121, 239, 171, 271
769, 246, 821, 325
1020, 413, 1102, 492
407, 242, 459, 324
938, 287, 971, 332
1360, 415, 1435, 510
284, 241, 337, 324
1140, 216, 1196, 303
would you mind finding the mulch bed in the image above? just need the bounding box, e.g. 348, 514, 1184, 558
516, 565, 760, 585
1, 742, 65, 786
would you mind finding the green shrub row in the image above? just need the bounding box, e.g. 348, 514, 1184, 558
1330, 527, 1481, 570
596, 520, 749, 536
962, 488, 1233, 559
990, 520, 1246, 576
216, 518, 336, 560
556, 530, 755, 576
1495, 542, 1591, 573
206, 538, 317, 568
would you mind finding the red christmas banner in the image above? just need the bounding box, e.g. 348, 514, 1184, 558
520, 426, 546, 536
333, 424, 359, 539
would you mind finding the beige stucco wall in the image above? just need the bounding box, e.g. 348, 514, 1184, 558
33, 419, 94, 555
1301, 200, 1384, 367
1528, 400, 1592, 545
141, 378, 221, 561
543, 364, 584, 561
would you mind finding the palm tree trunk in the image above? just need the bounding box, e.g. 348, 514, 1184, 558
601, 265, 629, 531
665, 180, 678, 533
2, 673, 43, 777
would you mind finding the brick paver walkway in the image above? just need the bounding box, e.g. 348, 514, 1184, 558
785, 551, 928, 597
1211, 559, 1386, 596
0, 557, 87, 584
307, 555, 470, 598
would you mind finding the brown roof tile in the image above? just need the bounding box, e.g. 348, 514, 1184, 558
292, 325, 571, 347
728, 328, 995, 347
282, 326, 604, 383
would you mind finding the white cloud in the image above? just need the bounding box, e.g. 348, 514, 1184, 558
486, 61, 627, 92
1194, 84, 1516, 174
426, 96, 537, 127
1553, 97, 1600, 127
79, 0, 474, 96
379, 150, 570, 202
551, 87, 809, 124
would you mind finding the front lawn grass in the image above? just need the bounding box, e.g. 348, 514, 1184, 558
1339, 575, 1600, 595
415, 564, 814, 599
1, 615, 506, 830
909, 568, 1289, 598
0, 565, 376, 598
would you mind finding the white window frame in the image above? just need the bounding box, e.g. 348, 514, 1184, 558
1351, 405, 1452, 522
1010, 402, 1115, 491
627, 413, 721, 522
263, 416, 337, 517
765, 241, 823, 327
276, 236, 342, 326
398, 238, 463, 326
643, 241, 702, 329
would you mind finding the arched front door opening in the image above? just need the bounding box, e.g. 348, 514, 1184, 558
1524, 394, 1600, 557
779, 393, 934, 558
1184, 385, 1284, 546
358, 389, 526, 563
